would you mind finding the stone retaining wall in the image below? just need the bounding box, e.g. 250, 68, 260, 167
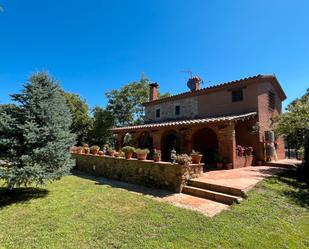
73, 154, 203, 192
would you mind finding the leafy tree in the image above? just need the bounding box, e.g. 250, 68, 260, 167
0, 72, 76, 191
62, 92, 92, 145
106, 76, 170, 126
275, 89, 309, 171
88, 106, 115, 147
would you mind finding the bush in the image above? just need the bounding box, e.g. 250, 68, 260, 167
191, 150, 201, 155
135, 148, 150, 154
107, 147, 115, 153
122, 146, 136, 153
90, 145, 100, 153
175, 154, 192, 165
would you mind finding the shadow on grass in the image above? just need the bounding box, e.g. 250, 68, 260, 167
0, 187, 49, 209
269, 169, 309, 208
73, 170, 175, 198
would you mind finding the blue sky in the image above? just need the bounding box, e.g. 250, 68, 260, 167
0, 0, 308, 109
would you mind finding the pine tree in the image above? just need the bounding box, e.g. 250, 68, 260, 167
0, 72, 76, 190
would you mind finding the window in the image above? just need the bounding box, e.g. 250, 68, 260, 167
268, 91, 275, 109
156, 109, 160, 118
175, 105, 180, 115
232, 89, 243, 102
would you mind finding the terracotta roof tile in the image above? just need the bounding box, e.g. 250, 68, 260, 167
111, 112, 257, 132
143, 74, 286, 106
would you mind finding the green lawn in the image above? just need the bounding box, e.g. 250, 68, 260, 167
0, 170, 308, 249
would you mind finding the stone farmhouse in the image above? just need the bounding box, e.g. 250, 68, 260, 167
112, 74, 286, 169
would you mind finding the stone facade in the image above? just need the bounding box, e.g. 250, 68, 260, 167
73, 154, 203, 192
145, 96, 198, 122
113, 75, 287, 168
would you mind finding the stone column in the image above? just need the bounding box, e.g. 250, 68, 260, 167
180, 128, 193, 154
217, 123, 236, 168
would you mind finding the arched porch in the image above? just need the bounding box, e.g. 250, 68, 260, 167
192, 127, 219, 163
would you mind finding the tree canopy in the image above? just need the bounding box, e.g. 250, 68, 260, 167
0, 72, 76, 190
106, 76, 170, 126
88, 106, 115, 147
275, 88, 309, 170
62, 92, 92, 145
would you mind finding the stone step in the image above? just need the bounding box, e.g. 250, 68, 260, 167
264, 162, 297, 169
188, 179, 246, 197
182, 186, 243, 205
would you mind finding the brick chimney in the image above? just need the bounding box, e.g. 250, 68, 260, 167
187, 76, 202, 92
149, 82, 159, 101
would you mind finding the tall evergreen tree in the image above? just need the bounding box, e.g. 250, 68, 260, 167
0, 72, 76, 190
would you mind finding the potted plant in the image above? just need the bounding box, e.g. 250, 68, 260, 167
190, 150, 203, 164
83, 146, 90, 154
75, 146, 83, 154
153, 149, 161, 162
122, 146, 136, 159
135, 148, 150, 160
245, 146, 253, 156
98, 150, 104, 156
223, 158, 233, 169
107, 148, 115, 156
71, 146, 77, 153
90, 145, 100, 155
214, 154, 224, 169
236, 145, 245, 157
175, 154, 192, 165
118, 150, 125, 158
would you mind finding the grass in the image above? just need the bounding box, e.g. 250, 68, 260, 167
0, 170, 308, 249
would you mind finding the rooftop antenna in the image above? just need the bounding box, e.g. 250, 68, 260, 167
180, 70, 193, 79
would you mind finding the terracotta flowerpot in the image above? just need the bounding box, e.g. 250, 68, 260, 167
225, 163, 233, 170
191, 154, 203, 164
153, 156, 161, 162
216, 162, 224, 169
125, 152, 133, 159
92, 149, 99, 155
84, 148, 90, 154
237, 151, 244, 157
136, 153, 147, 160
256, 161, 263, 166
108, 151, 115, 157
77, 148, 83, 154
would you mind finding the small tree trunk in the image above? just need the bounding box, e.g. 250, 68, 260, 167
5, 183, 14, 194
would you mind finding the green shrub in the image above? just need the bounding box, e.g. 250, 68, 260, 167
175, 154, 192, 165
190, 150, 201, 155
107, 147, 115, 152
121, 146, 136, 153
90, 145, 100, 152
135, 148, 150, 154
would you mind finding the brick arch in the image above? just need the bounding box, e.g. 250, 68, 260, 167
192, 127, 218, 163
138, 131, 153, 150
